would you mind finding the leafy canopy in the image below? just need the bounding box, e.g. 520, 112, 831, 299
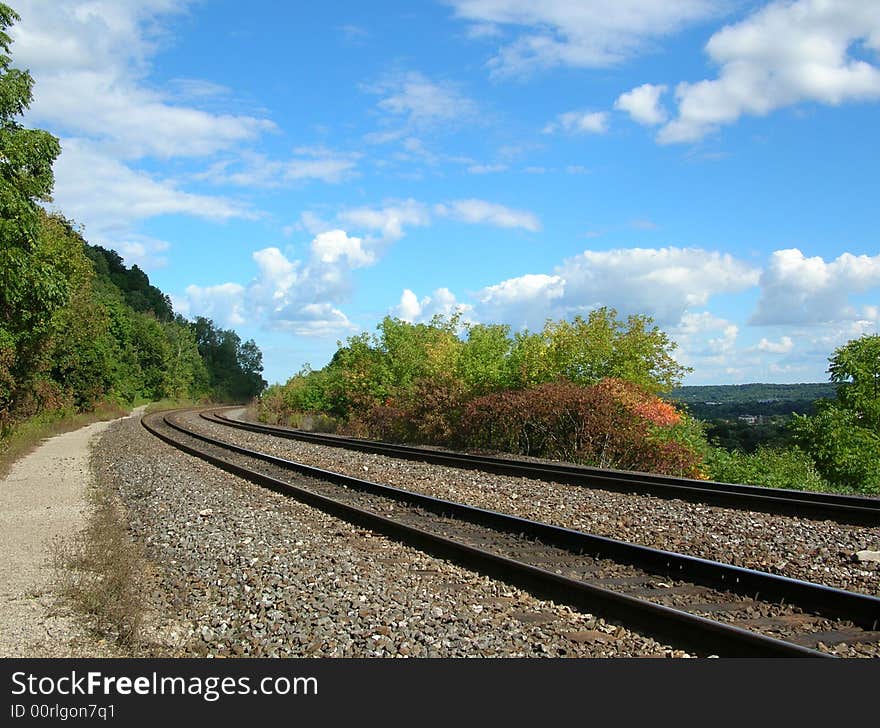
828, 333, 880, 429
790, 333, 880, 494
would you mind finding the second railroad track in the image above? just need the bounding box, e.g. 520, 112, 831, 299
203, 409, 880, 526
143, 409, 880, 658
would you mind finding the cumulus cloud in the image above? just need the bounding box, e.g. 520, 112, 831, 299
560, 247, 760, 324
471, 247, 759, 331
182, 283, 247, 326
179, 233, 382, 337
658, 0, 880, 143
751, 248, 880, 326
543, 110, 609, 135
615, 83, 668, 125
311, 230, 374, 268
476, 274, 565, 329
447, 0, 720, 76
392, 288, 471, 323
669, 311, 740, 376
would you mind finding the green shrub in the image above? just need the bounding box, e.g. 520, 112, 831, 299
705, 446, 828, 491
790, 406, 880, 494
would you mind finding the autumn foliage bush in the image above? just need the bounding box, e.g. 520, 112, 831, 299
347, 376, 466, 444
342, 376, 705, 478
457, 379, 704, 477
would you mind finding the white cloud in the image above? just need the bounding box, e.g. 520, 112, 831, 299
330, 197, 541, 243
366, 70, 478, 128
468, 163, 509, 174
53, 140, 252, 226
448, 0, 721, 76
339, 199, 433, 242
114, 236, 171, 269
392, 288, 471, 323
197, 148, 359, 187
396, 289, 423, 322
435, 199, 541, 231
11, 1, 274, 267
178, 227, 391, 336
29, 73, 274, 159
298, 211, 334, 236
659, 0, 880, 143
615, 83, 668, 125
473, 247, 758, 331
49, 139, 255, 267
14, 1, 275, 159
756, 336, 794, 354
311, 230, 374, 268
544, 110, 609, 135
560, 247, 759, 324
183, 283, 247, 326
751, 248, 880, 326
670, 311, 740, 375
386, 245, 880, 383
274, 303, 355, 337
476, 274, 565, 329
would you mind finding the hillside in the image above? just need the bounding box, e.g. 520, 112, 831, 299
668, 382, 836, 420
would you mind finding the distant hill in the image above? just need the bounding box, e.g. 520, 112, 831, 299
667, 382, 837, 420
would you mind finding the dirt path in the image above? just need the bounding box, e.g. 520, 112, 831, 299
0, 408, 143, 657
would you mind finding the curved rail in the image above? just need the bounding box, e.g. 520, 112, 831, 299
206, 409, 880, 526
143, 410, 880, 658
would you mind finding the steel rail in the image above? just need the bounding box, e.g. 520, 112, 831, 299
205, 409, 880, 525
144, 411, 879, 657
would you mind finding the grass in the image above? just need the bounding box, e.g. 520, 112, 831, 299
50, 478, 147, 650
0, 402, 129, 480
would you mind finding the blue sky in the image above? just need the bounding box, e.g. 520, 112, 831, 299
10, 0, 880, 385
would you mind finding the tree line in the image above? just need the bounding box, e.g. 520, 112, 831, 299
0, 3, 265, 439
259, 310, 711, 478
260, 308, 880, 495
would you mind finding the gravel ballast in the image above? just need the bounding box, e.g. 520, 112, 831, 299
101, 414, 697, 657
188, 412, 879, 598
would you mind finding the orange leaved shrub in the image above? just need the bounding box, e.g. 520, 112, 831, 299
456, 378, 703, 477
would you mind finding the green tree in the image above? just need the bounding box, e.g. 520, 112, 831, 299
791, 406, 880, 493
506, 308, 688, 392
0, 3, 62, 426
791, 334, 880, 494
828, 333, 880, 429
456, 323, 512, 394
191, 317, 266, 401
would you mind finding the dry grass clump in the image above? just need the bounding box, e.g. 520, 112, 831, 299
51, 480, 146, 649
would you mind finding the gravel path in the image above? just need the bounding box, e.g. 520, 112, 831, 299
187, 412, 880, 598
0, 411, 140, 657
108, 414, 696, 657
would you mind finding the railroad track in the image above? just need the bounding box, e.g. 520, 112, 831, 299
142, 409, 880, 658
205, 408, 880, 526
